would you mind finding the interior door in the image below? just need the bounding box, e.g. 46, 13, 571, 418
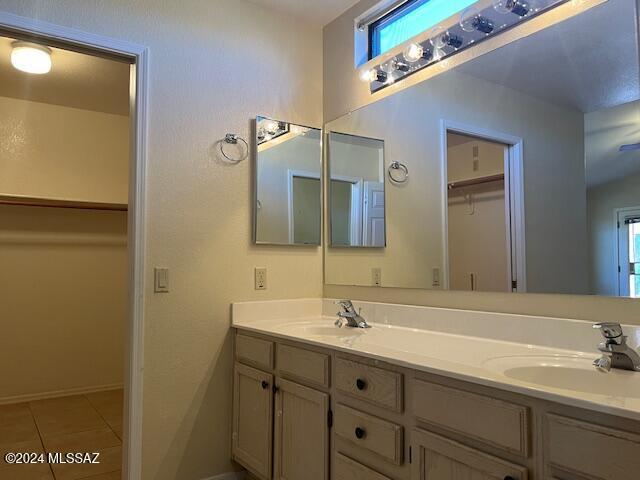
617, 209, 640, 297
363, 181, 385, 247
274, 378, 329, 480
411, 429, 527, 480
232, 363, 273, 480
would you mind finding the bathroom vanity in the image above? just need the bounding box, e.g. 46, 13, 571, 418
230, 299, 640, 480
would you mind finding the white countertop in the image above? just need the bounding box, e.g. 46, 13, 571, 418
232, 299, 640, 421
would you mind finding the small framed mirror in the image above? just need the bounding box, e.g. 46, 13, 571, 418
253, 116, 322, 246
328, 131, 386, 247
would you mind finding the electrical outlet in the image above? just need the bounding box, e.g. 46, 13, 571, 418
372, 268, 382, 287
255, 267, 267, 290
432, 267, 440, 288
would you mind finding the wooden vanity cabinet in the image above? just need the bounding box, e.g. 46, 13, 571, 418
232, 363, 274, 480
232, 333, 330, 480
232, 330, 640, 480
411, 428, 528, 480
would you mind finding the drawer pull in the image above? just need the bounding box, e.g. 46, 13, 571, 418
261, 380, 269, 390
355, 427, 366, 439
356, 378, 367, 390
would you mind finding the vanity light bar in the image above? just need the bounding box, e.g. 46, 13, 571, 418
362, 0, 570, 93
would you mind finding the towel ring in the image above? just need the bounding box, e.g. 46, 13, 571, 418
388, 161, 409, 184
219, 133, 249, 163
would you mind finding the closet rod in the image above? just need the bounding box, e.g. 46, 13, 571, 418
448, 173, 505, 190
0, 194, 128, 211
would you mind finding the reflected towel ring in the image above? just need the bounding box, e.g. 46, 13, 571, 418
388, 161, 409, 184
219, 133, 249, 163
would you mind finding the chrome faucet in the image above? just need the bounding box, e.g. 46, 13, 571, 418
593, 322, 640, 372
334, 300, 370, 329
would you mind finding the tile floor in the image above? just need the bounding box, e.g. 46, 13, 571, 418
0, 389, 123, 480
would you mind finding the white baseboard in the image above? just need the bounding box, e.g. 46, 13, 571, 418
0, 383, 124, 405
201, 471, 246, 480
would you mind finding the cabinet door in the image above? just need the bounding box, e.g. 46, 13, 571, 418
274, 378, 329, 480
412, 428, 528, 480
232, 362, 273, 480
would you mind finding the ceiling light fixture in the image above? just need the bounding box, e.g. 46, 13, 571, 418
11, 41, 52, 74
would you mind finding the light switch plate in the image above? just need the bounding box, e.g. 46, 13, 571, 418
154, 267, 169, 293
255, 267, 267, 290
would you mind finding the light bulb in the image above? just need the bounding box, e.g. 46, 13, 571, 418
430, 27, 463, 50
430, 27, 447, 50
360, 68, 387, 83
403, 43, 424, 63
11, 42, 52, 74
380, 59, 397, 74
264, 120, 279, 135
360, 68, 378, 82
460, 6, 480, 32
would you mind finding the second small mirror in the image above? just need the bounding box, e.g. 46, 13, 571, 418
328, 132, 386, 247
254, 116, 322, 246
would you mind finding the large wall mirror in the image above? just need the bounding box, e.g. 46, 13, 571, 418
325, 0, 640, 297
254, 116, 322, 245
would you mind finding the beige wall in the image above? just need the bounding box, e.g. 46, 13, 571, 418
0, 96, 129, 204
0, 1, 324, 479
588, 173, 640, 295
322, 0, 640, 323
0, 205, 127, 401
324, 69, 588, 293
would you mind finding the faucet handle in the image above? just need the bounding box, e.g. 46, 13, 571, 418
335, 299, 353, 310
593, 322, 624, 344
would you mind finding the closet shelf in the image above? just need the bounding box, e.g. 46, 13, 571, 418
0, 194, 128, 211
447, 173, 505, 190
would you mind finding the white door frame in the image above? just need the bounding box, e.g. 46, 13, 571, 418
0, 12, 148, 480
614, 206, 640, 296
287, 169, 321, 243
440, 119, 526, 292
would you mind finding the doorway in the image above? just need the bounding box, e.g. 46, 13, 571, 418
616, 207, 640, 297
0, 12, 147, 480
441, 120, 526, 292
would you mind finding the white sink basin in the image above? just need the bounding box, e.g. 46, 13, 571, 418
483, 355, 640, 398
285, 323, 365, 339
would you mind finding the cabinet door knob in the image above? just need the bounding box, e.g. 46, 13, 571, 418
261, 380, 269, 390
354, 427, 366, 439
356, 378, 367, 390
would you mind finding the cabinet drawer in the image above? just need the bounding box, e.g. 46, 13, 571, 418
545, 414, 640, 480
335, 357, 403, 412
334, 404, 403, 465
412, 379, 529, 457
412, 428, 528, 480
334, 452, 392, 480
276, 344, 330, 388
235, 333, 273, 370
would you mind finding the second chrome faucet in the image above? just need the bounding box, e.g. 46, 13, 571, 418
593, 322, 640, 372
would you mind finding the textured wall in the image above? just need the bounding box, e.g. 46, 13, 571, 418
0, 1, 323, 478
0, 96, 129, 203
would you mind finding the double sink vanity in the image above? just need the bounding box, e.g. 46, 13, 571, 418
230, 299, 640, 480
